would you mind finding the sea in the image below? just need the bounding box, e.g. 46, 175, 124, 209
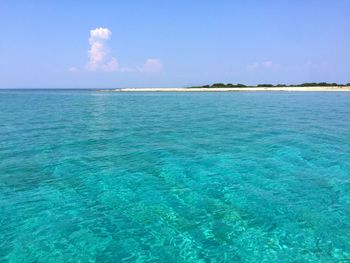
1, 90, 350, 262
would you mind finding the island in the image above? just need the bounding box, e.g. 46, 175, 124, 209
99, 82, 350, 92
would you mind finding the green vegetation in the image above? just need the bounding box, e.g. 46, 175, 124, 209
213, 83, 225, 87
257, 84, 274, 87
225, 83, 246, 87
190, 82, 350, 88
293, 82, 339, 87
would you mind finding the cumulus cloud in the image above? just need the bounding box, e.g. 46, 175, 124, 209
247, 61, 281, 71
68, 66, 79, 72
90, 27, 111, 40
138, 58, 163, 73
262, 61, 273, 69
247, 62, 259, 71
83, 27, 162, 74
102, 57, 119, 72
86, 27, 118, 72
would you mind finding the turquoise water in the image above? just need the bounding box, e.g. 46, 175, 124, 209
1, 90, 350, 262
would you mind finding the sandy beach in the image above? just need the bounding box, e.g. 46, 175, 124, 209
100, 86, 350, 92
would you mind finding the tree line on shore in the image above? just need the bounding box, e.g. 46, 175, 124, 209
190, 82, 350, 88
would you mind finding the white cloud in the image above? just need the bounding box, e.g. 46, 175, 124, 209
83, 27, 163, 74
89, 27, 111, 41
68, 66, 79, 72
138, 58, 163, 73
247, 62, 259, 71
102, 57, 119, 72
247, 61, 281, 71
262, 61, 273, 69
86, 27, 118, 72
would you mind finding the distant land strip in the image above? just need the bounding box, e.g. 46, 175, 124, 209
189, 82, 350, 88
99, 82, 350, 92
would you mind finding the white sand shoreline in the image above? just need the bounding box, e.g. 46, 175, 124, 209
99, 86, 350, 92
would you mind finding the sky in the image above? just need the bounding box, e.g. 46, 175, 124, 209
0, 0, 349, 89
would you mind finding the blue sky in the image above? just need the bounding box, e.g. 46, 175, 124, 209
0, 0, 349, 88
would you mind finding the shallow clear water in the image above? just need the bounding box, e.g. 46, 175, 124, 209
1, 90, 350, 262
